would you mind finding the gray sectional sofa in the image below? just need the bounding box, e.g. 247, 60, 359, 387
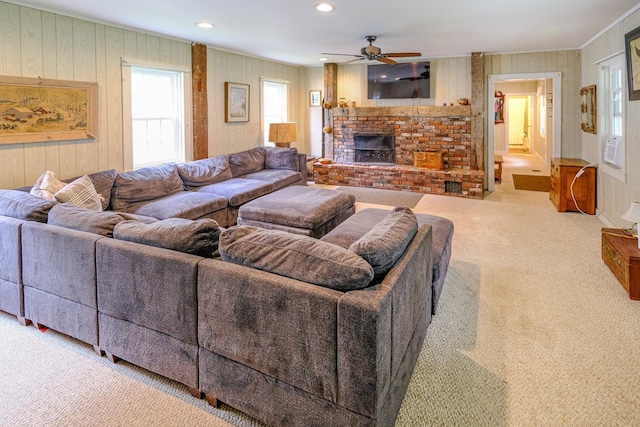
0, 146, 451, 426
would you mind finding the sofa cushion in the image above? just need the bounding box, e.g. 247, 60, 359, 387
54, 175, 104, 211
240, 169, 302, 190
30, 170, 66, 201
127, 191, 228, 220
114, 217, 222, 257
196, 178, 273, 207
228, 147, 265, 177
264, 146, 298, 170
0, 189, 56, 222
219, 226, 374, 291
47, 203, 149, 237
111, 163, 184, 212
176, 156, 233, 190
348, 207, 418, 275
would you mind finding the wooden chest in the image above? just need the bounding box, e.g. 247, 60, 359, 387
549, 158, 596, 215
601, 228, 640, 300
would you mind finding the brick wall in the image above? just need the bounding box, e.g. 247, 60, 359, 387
332, 114, 472, 169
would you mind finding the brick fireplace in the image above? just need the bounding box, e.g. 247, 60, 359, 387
313, 106, 484, 199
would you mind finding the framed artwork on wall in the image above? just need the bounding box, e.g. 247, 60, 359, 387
580, 85, 597, 134
310, 90, 321, 106
224, 82, 250, 122
494, 91, 504, 124
0, 75, 98, 145
625, 25, 640, 100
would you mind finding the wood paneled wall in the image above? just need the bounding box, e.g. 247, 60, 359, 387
582, 8, 640, 226
0, 1, 191, 189
206, 49, 305, 157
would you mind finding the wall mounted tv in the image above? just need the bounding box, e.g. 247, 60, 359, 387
367, 61, 430, 100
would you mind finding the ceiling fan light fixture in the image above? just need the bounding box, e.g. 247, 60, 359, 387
314, 3, 334, 12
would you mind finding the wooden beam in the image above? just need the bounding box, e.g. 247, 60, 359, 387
471, 52, 485, 175
323, 63, 337, 159
192, 43, 208, 160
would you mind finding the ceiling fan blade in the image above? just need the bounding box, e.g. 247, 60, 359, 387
385, 52, 422, 57
378, 57, 397, 65
346, 57, 366, 64
321, 53, 362, 57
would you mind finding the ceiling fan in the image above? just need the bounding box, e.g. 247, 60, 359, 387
322, 35, 421, 64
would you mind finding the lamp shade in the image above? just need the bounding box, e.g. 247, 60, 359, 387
622, 201, 640, 223
268, 123, 297, 147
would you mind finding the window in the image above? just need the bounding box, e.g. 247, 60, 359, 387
122, 62, 192, 170
262, 80, 289, 145
600, 55, 625, 182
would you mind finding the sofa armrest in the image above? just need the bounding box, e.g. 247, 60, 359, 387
336, 224, 433, 418
297, 153, 308, 182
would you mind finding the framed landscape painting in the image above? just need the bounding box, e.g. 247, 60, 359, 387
224, 82, 250, 122
0, 75, 98, 144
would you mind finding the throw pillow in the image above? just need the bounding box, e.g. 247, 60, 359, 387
0, 189, 57, 222
30, 170, 66, 201
264, 146, 298, 170
113, 218, 222, 258
176, 156, 233, 190
348, 206, 418, 275
219, 226, 374, 291
54, 175, 103, 211
63, 169, 117, 210
47, 203, 147, 237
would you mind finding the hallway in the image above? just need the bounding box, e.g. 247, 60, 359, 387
494, 152, 550, 191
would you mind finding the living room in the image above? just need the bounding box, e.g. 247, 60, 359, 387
1, 0, 640, 426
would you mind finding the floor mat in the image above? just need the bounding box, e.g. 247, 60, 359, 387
512, 174, 550, 192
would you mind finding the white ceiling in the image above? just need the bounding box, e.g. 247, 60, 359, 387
9, 0, 640, 67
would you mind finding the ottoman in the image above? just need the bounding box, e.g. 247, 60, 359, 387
237, 186, 356, 238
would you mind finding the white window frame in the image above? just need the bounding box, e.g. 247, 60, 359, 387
122, 59, 193, 170
261, 78, 290, 145
599, 54, 625, 183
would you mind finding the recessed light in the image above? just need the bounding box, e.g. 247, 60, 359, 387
196, 22, 214, 29
319, 57, 328, 61
314, 3, 334, 12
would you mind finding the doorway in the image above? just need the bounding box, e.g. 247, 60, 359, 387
507, 95, 532, 154
486, 72, 562, 192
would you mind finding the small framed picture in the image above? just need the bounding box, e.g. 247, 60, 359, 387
225, 82, 249, 122
309, 90, 321, 106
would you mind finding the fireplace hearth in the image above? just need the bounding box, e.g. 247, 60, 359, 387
354, 133, 395, 164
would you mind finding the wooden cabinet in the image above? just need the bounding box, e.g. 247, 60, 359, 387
602, 228, 640, 300
549, 158, 596, 215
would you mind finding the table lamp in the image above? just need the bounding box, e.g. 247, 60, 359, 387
622, 201, 640, 248
268, 123, 297, 148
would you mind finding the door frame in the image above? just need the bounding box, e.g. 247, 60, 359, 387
487, 72, 562, 191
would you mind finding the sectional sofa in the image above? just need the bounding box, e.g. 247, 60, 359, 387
0, 146, 446, 426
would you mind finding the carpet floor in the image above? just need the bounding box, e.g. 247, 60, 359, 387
2, 155, 640, 426
336, 186, 423, 208
512, 174, 551, 192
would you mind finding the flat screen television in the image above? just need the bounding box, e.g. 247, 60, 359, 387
367, 61, 430, 100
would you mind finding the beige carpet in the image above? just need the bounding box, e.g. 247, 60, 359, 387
2, 155, 640, 426
336, 185, 424, 208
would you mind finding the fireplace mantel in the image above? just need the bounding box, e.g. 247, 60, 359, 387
332, 105, 471, 118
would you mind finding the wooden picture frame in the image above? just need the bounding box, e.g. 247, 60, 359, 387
625, 25, 640, 101
580, 85, 597, 134
0, 75, 98, 145
224, 82, 250, 122
310, 90, 321, 106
